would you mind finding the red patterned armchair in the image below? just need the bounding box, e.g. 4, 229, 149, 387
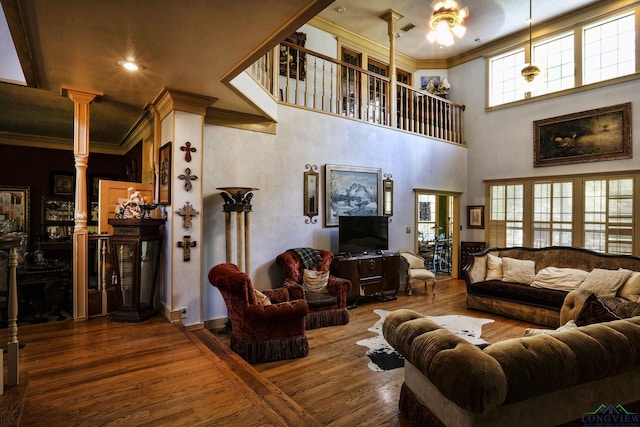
276, 248, 351, 329
208, 263, 309, 363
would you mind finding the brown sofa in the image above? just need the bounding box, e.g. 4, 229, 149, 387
383, 308, 640, 427
464, 246, 640, 327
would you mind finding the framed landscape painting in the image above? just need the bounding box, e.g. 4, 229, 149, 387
534, 103, 631, 167
324, 164, 381, 227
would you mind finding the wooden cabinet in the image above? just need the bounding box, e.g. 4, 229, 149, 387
331, 253, 401, 304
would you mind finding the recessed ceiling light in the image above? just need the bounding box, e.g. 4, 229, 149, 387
118, 60, 141, 71
336, 6, 346, 13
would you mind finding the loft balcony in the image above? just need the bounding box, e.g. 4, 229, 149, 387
248, 40, 466, 145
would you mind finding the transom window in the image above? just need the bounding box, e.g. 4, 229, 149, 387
488, 11, 636, 107
583, 12, 636, 84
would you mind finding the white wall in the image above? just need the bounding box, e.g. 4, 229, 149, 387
201, 106, 467, 321
450, 58, 640, 243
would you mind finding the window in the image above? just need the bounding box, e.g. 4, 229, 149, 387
488, 184, 524, 247
584, 12, 635, 84
367, 58, 388, 124
584, 178, 634, 254
486, 174, 638, 255
533, 182, 573, 247
489, 50, 525, 106
417, 194, 437, 243
341, 48, 361, 118
533, 33, 575, 95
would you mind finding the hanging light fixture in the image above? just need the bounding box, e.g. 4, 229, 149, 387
521, 0, 540, 82
426, 0, 468, 47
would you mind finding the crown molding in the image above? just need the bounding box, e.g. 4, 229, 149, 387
0, 131, 124, 154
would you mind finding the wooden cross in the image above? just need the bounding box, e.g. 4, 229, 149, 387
180, 141, 197, 162
177, 236, 197, 261
178, 168, 198, 191
175, 201, 199, 229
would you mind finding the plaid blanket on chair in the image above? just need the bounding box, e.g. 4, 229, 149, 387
291, 247, 322, 270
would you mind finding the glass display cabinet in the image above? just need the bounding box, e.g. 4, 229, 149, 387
42, 195, 74, 244
108, 218, 163, 322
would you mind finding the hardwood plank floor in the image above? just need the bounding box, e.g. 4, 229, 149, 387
1, 279, 537, 426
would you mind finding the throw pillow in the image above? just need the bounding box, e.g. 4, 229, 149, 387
524, 320, 578, 336
303, 269, 330, 293
531, 267, 589, 291
617, 272, 640, 302
501, 257, 536, 285
578, 268, 633, 297
485, 254, 503, 280
575, 293, 620, 326
254, 289, 272, 306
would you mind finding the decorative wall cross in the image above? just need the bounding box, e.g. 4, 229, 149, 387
177, 236, 197, 262
175, 201, 199, 229
180, 141, 196, 162
178, 168, 198, 191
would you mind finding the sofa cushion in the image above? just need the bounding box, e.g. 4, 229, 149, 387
618, 272, 640, 301
578, 268, 633, 297
531, 267, 589, 291
501, 257, 535, 285
469, 280, 568, 309
486, 254, 503, 280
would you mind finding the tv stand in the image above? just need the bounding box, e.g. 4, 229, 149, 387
331, 252, 400, 305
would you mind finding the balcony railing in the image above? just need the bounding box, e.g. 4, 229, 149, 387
249, 41, 465, 145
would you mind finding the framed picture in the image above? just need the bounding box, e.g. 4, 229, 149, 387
90, 174, 113, 200
467, 205, 485, 229
159, 141, 172, 205
51, 171, 74, 196
279, 31, 306, 80
324, 164, 382, 227
534, 103, 631, 167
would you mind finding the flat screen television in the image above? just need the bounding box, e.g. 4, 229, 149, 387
338, 215, 389, 255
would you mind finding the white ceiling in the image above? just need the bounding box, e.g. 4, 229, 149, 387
317, 0, 599, 60
0, 0, 604, 148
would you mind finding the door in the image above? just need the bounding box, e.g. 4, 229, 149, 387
414, 190, 461, 278
97, 180, 154, 234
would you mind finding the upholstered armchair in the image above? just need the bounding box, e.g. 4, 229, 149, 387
276, 248, 351, 329
400, 250, 436, 295
208, 263, 309, 363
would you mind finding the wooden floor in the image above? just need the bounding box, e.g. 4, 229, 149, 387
1, 279, 536, 426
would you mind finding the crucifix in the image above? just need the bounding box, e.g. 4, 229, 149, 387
178, 168, 198, 191
180, 141, 196, 162
175, 201, 199, 229
177, 236, 197, 261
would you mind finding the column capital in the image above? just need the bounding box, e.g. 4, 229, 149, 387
152, 88, 218, 120
61, 86, 103, 104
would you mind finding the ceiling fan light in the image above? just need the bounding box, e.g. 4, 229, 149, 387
452, 24, 466, 38
438, 30, 454, 47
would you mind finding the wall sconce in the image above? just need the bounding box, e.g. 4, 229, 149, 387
383, 174, 393, 217
304, 164, 319, 224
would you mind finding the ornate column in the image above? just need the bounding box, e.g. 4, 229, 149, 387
218, 187, 257, 273
381, 10, 403, 128
63, 87, 102, 321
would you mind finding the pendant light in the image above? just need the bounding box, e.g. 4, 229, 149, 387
521, 0, 540, 82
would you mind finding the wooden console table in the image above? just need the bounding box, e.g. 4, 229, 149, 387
331, 253, 401, 305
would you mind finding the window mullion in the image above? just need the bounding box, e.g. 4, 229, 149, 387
574, 27, 584, 87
